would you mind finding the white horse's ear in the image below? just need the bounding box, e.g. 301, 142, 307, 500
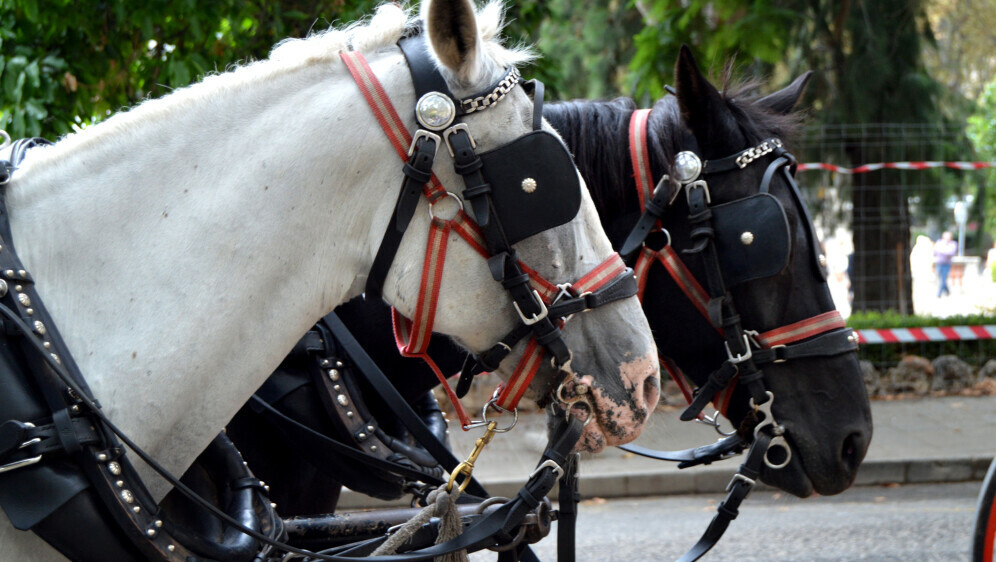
423, 0, 483, 82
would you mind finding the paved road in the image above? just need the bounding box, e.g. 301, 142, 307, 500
472, 481, 982, 561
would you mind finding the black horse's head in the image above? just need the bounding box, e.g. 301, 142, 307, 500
556, 46, 872, 497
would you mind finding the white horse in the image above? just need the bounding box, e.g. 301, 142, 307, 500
0, 0, 658, 559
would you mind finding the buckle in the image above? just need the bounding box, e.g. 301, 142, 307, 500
724, 334, 753, 364
0, 422, 42, 474
726, 472, 756, 492
529, 459, 564, 480
684, 179, 711, 206
407, 129, 441, 158
513, 290, 549, 326
443, 123, 476, 158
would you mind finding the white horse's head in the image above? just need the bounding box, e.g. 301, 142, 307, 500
375, 0, 659, 451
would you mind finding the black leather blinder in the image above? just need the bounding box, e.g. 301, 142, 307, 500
475, 130, 582, 245
710, 193, 791, 286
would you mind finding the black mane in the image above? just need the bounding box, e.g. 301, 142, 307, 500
544, 80, 803, 218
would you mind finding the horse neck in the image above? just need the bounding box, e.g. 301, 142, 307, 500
5, 50, 409, 500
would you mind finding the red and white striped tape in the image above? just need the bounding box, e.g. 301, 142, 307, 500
798, 161, 996, 174
855, 325, 996, 344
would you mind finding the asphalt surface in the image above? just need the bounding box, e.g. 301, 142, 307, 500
486, 481, 980, 561
340, 394, 996, 508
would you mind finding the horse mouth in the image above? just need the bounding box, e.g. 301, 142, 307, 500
565, 368, 660, 453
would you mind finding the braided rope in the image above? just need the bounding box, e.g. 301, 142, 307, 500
370, 485, 469, 562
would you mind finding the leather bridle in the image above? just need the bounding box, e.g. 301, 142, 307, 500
345, 35, 638, 429
612, 108, 861, 561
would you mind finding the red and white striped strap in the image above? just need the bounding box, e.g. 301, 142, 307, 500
629, 109, 655, 209
493, 253, 629, 411
797, 161, 996, 174
755, 310, 846, 348
340, 50, 446, 202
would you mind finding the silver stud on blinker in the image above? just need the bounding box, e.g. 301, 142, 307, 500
674, 151, 703, 183
97, 453, 108, 462
17, 293, 29, 306
415, 92, 457, 131
337, 395, 349, 407
328, 369, 339, 381
33, 320, 46, 335
521, 178, 537, 193
740, 232, 755, 245
146, 529, 157, 538
818, 254, 827, 267
108, 461, 122, 475
121, 490, 134, 504
0, 279, 7, 298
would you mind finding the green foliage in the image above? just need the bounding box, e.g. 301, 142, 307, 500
968, 78, 996, 238
0, 0, 380, 139
847, 310, 996, 329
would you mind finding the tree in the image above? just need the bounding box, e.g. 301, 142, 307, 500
0, 0, 380, 139
967, 78, 996, 240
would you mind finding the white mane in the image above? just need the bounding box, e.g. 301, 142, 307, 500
21, 1, 533, 175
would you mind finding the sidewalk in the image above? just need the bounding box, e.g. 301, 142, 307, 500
339, 394, 996, 508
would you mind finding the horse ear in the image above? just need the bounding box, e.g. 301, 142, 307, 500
674, 45, 735, 151
423, 0, 483, 82
756, 71, 813, 115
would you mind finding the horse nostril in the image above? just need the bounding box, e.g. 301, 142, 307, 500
642, 374, 660, 410
840, 431, 866, 473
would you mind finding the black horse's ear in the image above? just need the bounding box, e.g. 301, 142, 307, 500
757, 71, 813, 115
674, 45, 735, 152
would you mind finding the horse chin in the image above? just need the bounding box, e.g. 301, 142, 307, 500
761, 458, 815, 498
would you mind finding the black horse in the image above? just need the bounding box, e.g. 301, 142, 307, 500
225, 47, 872, 514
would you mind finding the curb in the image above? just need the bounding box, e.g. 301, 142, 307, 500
336, 455, 993, 509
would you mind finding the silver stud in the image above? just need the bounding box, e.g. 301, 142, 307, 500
346, 411, 354, 418
674, 151, 703, 183
50, 353, 60, 365
320, 359, 331, 367
847, 332, 857, 343
132, 506, 141, 514
17, 270, 25, 277
25, 308, 33, 315
335, 361, 343, 368
33, 320, 46, 335
415, 91, 456, 131
97, 453, 108, 462
121, 490, 134, 504
116, 480, 124, 487
4, 270, 13, 277
740, 232, 755, 245
367, 425, 375, 432
154, 520, 162, 528
521, 178, 537, 193
146, 529, 157, 538
270, 502, 277, 509
13, 285, 21, 292
358, 433, 367, 439
370, 445, 378, 452
108, 461, 122, 475
328, 369, 339, 381
70, 405, 79, 413
818, 254, 827, 267
167, 545, 175, 552
333, 384, 341, 392
42, 341, 50, 349
337, 394, 349, 407
0, 279, 7, 297
17, 293, 29, 306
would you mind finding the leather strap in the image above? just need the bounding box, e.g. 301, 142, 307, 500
618, 433, 746, 469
